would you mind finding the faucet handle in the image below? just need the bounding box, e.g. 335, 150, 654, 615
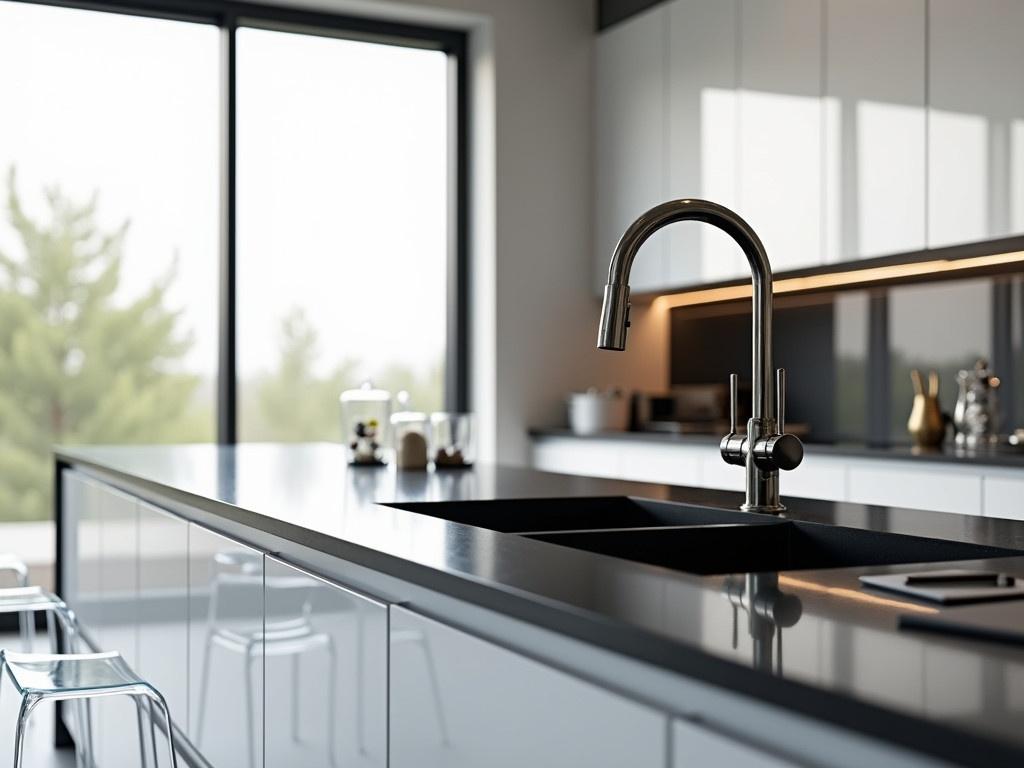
776, 368, 786, 433
729, 373, 738, 434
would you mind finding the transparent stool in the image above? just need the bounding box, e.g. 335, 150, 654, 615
196, 551, 338, 767
0, 587, 73, 659
0, 650, 178, 768
0, 556, 32, 651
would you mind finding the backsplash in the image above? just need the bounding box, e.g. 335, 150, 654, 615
669, 274, 1024, 444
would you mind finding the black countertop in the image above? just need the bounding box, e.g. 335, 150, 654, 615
56, 443, 1024, 767
530, 426, 1024, 468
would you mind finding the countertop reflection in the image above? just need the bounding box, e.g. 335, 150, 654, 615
57, 442, 1024, 764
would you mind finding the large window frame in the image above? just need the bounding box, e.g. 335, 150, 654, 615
11, 0, 470, 443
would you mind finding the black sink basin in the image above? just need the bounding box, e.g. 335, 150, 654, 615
528, 520, 1020, 575
386, 496, 764, 533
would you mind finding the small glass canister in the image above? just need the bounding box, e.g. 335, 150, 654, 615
430, 412, 475, 468
340, 382, 391, 466
392, 410, 430, 470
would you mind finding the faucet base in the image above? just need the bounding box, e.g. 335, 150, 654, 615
740, 502, 787, 515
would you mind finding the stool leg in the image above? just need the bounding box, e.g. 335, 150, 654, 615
146, 690, 179, 768
194, 633, 214, 746
147, 697, 159, 768
134, 695, 150, 768
73, 698, 91, 768
291, 654, 300, 744
12, 694, 40, 768
326, 638, 338, 768
244, 646, 257, 768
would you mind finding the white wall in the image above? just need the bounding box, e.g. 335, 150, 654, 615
265, 0, 671, 465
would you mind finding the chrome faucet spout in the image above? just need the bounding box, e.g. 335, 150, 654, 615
596, 198, 803, 513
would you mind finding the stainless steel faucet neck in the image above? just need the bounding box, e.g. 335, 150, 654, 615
597, 198, 802, 513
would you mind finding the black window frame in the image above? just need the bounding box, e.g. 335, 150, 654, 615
9, 0, 471, 443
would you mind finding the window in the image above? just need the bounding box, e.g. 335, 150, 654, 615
0, 1, 219, 587
0, 0, 466, 590
236, 27, 451, 441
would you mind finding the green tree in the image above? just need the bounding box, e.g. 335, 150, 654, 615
0, 169, 208, 521
242, 307, 360, 442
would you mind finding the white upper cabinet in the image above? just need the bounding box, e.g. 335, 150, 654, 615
595, 4, 670, 293
824, 0, 926, 261
928, 0, 1024, 247
667, 0, 744, 285
738, 0, 823, 273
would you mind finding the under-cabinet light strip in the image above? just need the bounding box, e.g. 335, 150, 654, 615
652, 249, 1024, 310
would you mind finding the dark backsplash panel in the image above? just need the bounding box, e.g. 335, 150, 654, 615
669, 275, 1024, 444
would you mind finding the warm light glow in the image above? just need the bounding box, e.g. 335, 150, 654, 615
778, 575, 939, 615
652, 250, 1024, 310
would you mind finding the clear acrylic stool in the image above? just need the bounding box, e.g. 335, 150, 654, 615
0, 557, 32, 651
0, 649, 178, 768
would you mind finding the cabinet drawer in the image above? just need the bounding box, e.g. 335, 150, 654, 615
847, 462, 981, 515
672, 717, 800, 767
390, 606, 667, 768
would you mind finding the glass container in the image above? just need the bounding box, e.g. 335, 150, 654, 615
392, 411, 430, 470
429, 412, 475, 468
340, 382, 391, 465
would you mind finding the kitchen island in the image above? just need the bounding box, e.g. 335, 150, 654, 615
55, 442, 1024, 767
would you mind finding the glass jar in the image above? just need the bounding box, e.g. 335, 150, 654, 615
391, 411, 430, 470
429, 412, 475, 468
339, 382, 391, 465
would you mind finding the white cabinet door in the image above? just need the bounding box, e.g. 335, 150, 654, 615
532, 437, 623, 480
61, 470, 102, 641
928, 0, 1024, 247
672, 717, 801, 767
846, 461, 982, 515
666, 0, 743, 285
595, 5, 670, 294
264, 557, 387, 768
982, 473, 1024, 521
137, 501, 189, 739
824, 0, 926, 261
188, 523, 264, 768
738, 0, 823, 273
94, 482, 140, 768
389, 606, 667, 768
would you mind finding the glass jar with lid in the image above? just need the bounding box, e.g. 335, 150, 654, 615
429, 412, 475, 468
339, 382, 391, 465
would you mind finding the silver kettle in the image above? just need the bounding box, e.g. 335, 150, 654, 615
953, 359, 1000, 447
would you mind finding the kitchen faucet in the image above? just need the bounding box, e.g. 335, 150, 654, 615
597, 199, 803, 513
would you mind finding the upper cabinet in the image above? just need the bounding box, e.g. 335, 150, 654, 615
738, 0, 824, 272
825, 0, 926, 260
928, 0, 1024, 247
666, 0, 743, 284
595, 0, 1024, 294
595, 3, 670, 294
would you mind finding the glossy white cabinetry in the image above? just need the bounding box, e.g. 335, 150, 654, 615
264, 557, 387, 768
596, 0, 1024, 293
531, 435, 1024, 519
389, 606, 668, 768
738, 0, 823, 272
666, 0, 742, 285
928, 0, 1024, 247
95, 482, 141, 768
188, 523, 264, 768
824, 0, 926, 261
62, 471, 102, 640
671, 717, 800, 767
595, 3, 669, 293
137, 500, 189, 739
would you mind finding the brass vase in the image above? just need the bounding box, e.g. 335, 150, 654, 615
907, 369, 946, 448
